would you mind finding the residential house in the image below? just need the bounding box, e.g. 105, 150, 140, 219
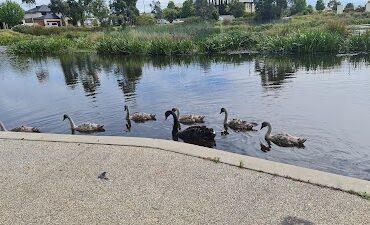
239, 0, 255, 13
208, 0, 255, 13
23, 5, 66, 27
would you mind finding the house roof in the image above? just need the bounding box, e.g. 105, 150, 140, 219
25, 5, 51, 14
34, 13, 61, 20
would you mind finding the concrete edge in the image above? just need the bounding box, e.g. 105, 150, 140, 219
1, 132, 369, 194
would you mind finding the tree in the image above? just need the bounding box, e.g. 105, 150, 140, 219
66, 0, 84, 25
291, 0, 307, 15
315, 0, 325, 11
254, 0, 279, 21
167, 0, 176, 9
327, 0, 341, 11
195, 0, 217, 20
136, 14, 156, 25
22, 0, 36, 5
276, 0, 288, 17
180, 0, 195, 18
0, 1, 24, 27
150, 0, 163, 19
49, 0, 69, 25
89, 0, 109, 24
229, 0, 245, 18
110, 0, 139, 25
344, 3, 354, 12
163, 8, 178, 22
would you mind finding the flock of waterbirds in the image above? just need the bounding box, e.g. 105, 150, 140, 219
0, 106, 306, 150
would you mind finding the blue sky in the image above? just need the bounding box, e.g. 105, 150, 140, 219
2, 0, 368, 13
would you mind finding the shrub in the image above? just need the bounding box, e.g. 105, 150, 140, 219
136, 15, 156, 26
11, 37, 73, 54
349, 32, 370, 52
12, 25, 104, 36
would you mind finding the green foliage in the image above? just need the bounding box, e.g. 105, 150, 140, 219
315, 0, 325, 11
262, 30, 345, 53
349, 32, 370, 52
181, 0, 195, 18
136, 14, 156, 26
229, 0, 245, 18
150, 0, 163, 19
202, 29, 256, 53
291, 0, 307, 15
326, 20, 347, 35
164, 8, 179, 23
0, 1, 24, 27
182, 16, 202, 24
12, 25, 104, 36
11, 38, 73, 54
344, 3, 354, 12
167, 1, 176, 9
89, 0, 110, 23
195, 0, 218, 20
359, 192, 370, 200
22, 0, 35, 4
110, 0, 139, 25
0, 30, 29, 45
255, 0, 282, 21
327, 0, 341, 11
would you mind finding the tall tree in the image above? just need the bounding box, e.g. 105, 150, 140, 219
0, 0, 24, 27
315, 0, 325, 11
291, 0, 307, 15
276, 0, 288, 17
228, 0, 245, 18
195, 0, 217, 20
89, 0, 110, 24
344, 3, 354, 12
254, 0, 279, 21
22, 0, 36, 5
163, 8, 178, 22
150, 0, 163, 19
327, 0, 341, 11
49, 0, 69, 25
180, 0, 195, 18
110, 0, 139, 25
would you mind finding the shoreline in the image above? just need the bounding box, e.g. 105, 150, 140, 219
1, 131, 369, 195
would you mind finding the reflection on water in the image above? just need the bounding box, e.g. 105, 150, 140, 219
1, 51, 370, 180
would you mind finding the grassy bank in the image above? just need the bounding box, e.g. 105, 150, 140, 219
1, 12, 370, 55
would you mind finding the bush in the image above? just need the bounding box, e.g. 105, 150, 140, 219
182, 16, 202, 24
12, 25, 105, 36
262, 30, 345, 53
326, 20, 348, 35
136, 15, 156, 26
0, 30, 29, 45
11, 37, 73, 54
349, 32, 370, 52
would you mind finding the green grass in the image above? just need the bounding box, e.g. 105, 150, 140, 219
239, 160, 245, 168
359, 192, 370, 200
208, 157, 221, 163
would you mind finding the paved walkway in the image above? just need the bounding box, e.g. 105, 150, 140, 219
0, 135, 369, 224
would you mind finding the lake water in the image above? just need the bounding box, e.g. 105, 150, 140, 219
1, 48, 370, 180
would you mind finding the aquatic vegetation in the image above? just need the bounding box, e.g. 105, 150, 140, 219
11, 37, 93, 54
261, 30, 345, 53
349, 32, 370, 52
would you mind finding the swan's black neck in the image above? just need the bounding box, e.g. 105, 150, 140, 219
168, 110, 180, 139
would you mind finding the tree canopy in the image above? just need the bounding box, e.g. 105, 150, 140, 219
315, 0, 325, 11
180, 0, 195, 18
0, 0, 25, 27
228, 0, 245, 18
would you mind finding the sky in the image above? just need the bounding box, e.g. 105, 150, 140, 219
1, 0, 368, 13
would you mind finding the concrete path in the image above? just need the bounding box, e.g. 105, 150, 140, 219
0, 133, 369, 224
